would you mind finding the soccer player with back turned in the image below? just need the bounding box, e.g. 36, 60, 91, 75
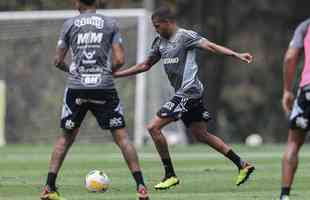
113, 7, 255, 190
40, 0, 149, 200
280, 18, 310, 200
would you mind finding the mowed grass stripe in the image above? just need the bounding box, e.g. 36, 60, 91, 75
0, 144, 310, 200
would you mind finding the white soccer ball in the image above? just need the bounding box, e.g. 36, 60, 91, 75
245, 134, 263, 147
85, 170, 111, 192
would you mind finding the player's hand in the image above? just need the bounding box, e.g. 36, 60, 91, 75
282, 90, 294, 115
237, 53, 253, 64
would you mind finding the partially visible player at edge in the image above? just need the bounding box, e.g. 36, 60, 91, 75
40, 0, 149, 200
113, 7, 255, 190
280, 18, 310, 200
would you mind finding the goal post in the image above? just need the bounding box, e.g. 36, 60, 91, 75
0, 80, 6, 146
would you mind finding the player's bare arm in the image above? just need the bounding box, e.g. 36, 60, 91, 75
198, 39, 253, 64
54, 47, 69, 73
113, 56, 158, 78
111, 43, 125, 73
282, 47, 301, 114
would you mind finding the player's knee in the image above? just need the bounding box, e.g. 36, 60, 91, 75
283, 152, 297, 164
112, 128, 130, 147
284, 146, 299, 163
116, 136, 130, 148
146, 123, 161, 136
193, 131, 206, 143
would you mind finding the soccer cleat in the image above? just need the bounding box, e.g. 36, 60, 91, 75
280, 195, 290, 200
40, 185, 66, 200
154, 176, 180, 190
236, 162, 255, 186
137, 184, 150, 200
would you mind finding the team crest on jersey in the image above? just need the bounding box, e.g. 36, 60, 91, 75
74, 16, 104, 29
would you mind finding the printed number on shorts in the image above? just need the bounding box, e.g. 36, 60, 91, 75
81, 74, 102, 87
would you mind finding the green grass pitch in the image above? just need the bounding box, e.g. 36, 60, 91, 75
0, 144, 310, 200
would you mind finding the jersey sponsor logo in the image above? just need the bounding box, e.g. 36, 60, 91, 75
163, 57, 179, 65
74, 16, 104, 29
83, 50, 96, 59
79, 66, 104, 73
77, 32, 103, 45
82, 50, 97, 64
81, 73, 102, 87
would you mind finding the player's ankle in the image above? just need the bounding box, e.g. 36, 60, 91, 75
165, 173, 176, 179
281, 186, 291, 197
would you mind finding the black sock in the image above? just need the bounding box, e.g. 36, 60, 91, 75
132, 171, 145, 189
281, 187, 291, 197
226, 150, 244, 170
46, 172, 57, 191
162, 158, 176, 178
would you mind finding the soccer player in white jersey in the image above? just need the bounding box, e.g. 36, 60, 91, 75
113, 7, 255, 190
40, 0, 149, 200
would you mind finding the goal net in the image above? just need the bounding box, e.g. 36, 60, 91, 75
0, 9, 186, 146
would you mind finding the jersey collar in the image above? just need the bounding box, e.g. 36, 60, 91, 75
160, 27, 179, 43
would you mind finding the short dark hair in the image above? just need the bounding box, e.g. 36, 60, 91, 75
151, 7, 176, 21
79, 0, 96, 6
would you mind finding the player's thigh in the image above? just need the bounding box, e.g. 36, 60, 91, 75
287, 129, 306, 147
147, 116, 175, 132
60, 88, 88, 133
189, 121, 207, 133
181, 98, 211, 128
